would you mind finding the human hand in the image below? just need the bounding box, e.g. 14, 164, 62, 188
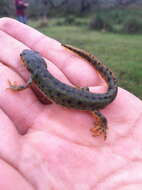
0, 18, 142, 189
24, 3, 29, 7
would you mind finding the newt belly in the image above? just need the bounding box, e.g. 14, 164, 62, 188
9, 44, 118, 139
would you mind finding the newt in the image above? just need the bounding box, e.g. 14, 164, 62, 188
9, 44, 118, 139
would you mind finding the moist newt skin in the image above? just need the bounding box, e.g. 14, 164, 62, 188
9, 44, 118, 139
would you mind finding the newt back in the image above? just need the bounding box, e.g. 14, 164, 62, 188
20, 46, 117, 111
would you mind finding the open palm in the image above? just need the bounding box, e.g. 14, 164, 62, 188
0, 18, 142, 190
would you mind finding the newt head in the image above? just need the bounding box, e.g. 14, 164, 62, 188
20, 49, 47, 73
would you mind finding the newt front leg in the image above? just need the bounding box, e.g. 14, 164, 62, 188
8, 76, 33, 91
91, 110, 108, 140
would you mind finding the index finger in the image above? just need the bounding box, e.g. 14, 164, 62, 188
0, 18, 103, 88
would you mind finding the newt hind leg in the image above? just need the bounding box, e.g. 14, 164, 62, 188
91, 110, 108, 140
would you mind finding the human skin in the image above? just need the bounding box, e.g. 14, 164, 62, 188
0, 17, 142, 190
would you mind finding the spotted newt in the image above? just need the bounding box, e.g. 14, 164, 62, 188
9, 44, 118, 139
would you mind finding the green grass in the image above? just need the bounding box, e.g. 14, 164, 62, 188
89, 9, 142, 33
30, 19, 142, 99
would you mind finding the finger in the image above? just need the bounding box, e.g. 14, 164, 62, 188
0, 30, 71, 86
0, 159, 34, 190
0, 18, 103, 87
0, 109, 20, 161
0, 62, 43, 133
